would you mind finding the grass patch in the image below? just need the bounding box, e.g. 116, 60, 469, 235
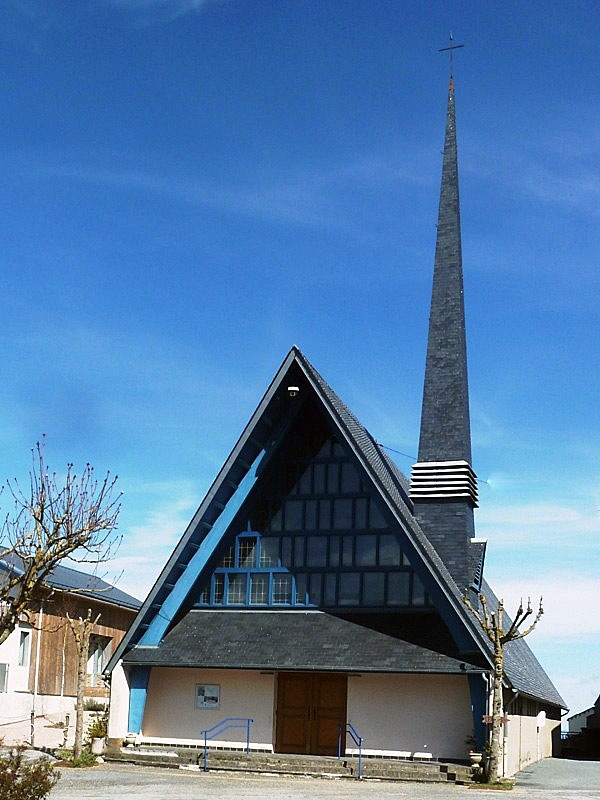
469, 779, 514, 790
55, 749, 98, 768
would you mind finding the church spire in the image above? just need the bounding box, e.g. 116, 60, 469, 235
410, 76, 478, 590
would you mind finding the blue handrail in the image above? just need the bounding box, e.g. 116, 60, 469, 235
199, 717, 254, 772
338, 722, 364, 780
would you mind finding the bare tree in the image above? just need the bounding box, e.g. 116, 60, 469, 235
0, 440, 121, 646
66, 608, 100, 760
463, 592, 543, 783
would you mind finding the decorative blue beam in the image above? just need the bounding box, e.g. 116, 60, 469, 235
468, 672, 488, 751
139, 448, 266, 646
128, 665, 151, 734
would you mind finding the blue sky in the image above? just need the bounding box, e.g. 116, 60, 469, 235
1, 1, 598, 719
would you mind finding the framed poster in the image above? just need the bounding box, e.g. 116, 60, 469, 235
195, 684, 220, 709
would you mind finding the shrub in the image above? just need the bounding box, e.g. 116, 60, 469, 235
0, 745, 59, 800
83, 699, 106, 712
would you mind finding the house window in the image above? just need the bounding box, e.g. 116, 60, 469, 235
87, 635, 111, 687
0, 663, 8, 692
18, 630, 31, 667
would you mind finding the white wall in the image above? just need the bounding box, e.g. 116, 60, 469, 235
0, 623, 34, 725
346, 673, 473, 760
141, 668, 275, 749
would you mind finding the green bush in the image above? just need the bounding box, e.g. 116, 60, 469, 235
0, 746, 59, 800
82, 699, 106, 712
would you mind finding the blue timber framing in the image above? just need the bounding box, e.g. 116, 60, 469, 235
468, 672, 488, 751
128, 665, 152, 734
139, 447, 267, 647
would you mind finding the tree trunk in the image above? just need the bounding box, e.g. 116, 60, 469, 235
488, 642, 504, 783
73, 625, 90, 760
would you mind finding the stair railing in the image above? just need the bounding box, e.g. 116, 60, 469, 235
338, 722, 364, 780
199, 717, 253, 772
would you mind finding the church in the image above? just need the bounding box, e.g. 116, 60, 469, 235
106, 79, 565, 776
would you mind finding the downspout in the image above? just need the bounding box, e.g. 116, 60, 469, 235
32, 601, 44, 717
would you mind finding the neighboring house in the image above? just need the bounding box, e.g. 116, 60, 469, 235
568, 704, 596, 736
0, 555, 140, 726
105, 80, 565, 777
563, 696, 600, 760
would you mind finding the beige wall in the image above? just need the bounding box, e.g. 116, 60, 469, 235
346, 673, 473, 760
142, 668, 275, 748
505, 714, 560, 776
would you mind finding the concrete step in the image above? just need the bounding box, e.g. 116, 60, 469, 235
105, 745, 473, 784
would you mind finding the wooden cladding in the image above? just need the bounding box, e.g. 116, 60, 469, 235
26, 594, 136, 697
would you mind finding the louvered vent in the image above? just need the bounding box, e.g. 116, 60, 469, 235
409, 460, 478, 507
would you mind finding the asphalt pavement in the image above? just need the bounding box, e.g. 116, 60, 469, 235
46, 759, 600, 800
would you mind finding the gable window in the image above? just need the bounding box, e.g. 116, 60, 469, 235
195, 435, 432, 610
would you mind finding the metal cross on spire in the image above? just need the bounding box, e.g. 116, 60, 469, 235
438, 32, 464, 80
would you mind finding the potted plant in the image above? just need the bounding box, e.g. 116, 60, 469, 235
87, 715, 107, 755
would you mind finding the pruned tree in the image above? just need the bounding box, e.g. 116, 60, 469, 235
0, 439, 121, 647
66, 608, 101, 759
463, 592, 543, 783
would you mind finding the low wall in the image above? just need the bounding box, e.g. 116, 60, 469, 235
505, 714, 560, 776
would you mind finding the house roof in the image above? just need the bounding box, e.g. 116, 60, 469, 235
106, 347, 565, 709
0, 552, 141, 611
124, 609, 482, 674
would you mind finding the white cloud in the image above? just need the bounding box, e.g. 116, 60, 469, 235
477, 499, 600, 547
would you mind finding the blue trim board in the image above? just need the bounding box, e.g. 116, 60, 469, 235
468, 672, 488, 751
128, 665, 151, 734
139, 449, 267, 646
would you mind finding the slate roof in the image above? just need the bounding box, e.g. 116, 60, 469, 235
124, 609, 480, 674
0, 552, 141, 611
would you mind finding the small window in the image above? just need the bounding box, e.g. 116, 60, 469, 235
355, 534, 377, 566
227, 574, 247, 604
284, 501, 303, 531
250, 574, 268, 604
379, 534, 401, 566
306, 536, 327, 567
259, 537, 279, 567
333, 498, 352, 530
324, 573, 337, 606
0, 663, 8, 693
363, 573, 385, 606
18, 631, 31, 667
238, 537, 257, 567
387, 571, 410, 605
272, 574, 292, 604
340, 462, 360, 493
220, 543, 234, 568
338, 573, 360, 606
213, 574, 225, 604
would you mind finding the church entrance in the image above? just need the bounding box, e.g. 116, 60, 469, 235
275, 672, 347, 756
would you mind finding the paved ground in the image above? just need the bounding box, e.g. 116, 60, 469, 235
47, 759, 600, 800
0, 709, 97, 749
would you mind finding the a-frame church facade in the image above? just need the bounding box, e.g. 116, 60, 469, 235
106, 81, 565, 774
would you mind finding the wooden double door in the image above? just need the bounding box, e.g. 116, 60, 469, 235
275, 672, 347, 756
